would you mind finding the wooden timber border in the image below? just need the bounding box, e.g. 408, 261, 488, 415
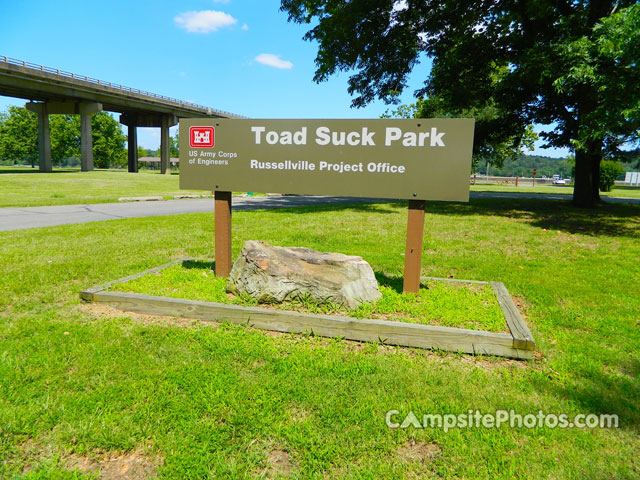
80, 259, 535, 360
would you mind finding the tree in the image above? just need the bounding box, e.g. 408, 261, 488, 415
0, 106, 38, 166
49, 115, 79, 165
281, 1, 640, 207
599, 160, 625, 191
471, 153, 575, 178
71, 112, 127, 168
170, 132, 179, 158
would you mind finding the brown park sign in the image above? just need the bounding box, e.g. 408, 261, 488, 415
179, 118, 474, 202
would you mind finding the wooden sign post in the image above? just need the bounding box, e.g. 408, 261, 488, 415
402, 200, 426, 293
214, 191, 232, 277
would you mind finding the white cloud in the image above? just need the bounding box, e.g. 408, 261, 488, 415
392, 0, 408, 12
175, 10, 237, 33
242, 23, 249, 31
255, 53, 293, 70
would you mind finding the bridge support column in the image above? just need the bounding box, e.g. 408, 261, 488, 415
27, 101, 102, 172
127, 124, 138, 173
120, 113, 176, 174
37, 106, 52, 173
78, 103, 101, 172
161, 115, 171, 175
25, 103, 52, 173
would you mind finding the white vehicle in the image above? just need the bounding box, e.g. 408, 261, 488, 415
554, 178, 566, 185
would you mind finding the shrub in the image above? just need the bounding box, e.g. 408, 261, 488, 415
599, 160, 624, 192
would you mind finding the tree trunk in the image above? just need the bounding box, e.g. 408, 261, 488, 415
591, 154, 601, 202
573, 149, 594, 207
573, 139, 603, 207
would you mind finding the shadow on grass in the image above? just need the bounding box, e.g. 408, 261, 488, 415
183, 259, 215, 270
264, 197, 639, 238
241, 199, 404, 215
612, 185, 640, 192
375, 272, 404, 294
434, 197, 640, 238
533, 357, 640, 428
374, 272, 430, 294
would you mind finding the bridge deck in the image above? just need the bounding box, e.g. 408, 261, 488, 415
0, 55, 241, 118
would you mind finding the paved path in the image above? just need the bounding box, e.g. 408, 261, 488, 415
0, 196, 384, 232
1, 192, 637, 232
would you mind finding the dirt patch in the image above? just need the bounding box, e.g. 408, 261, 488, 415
252, 445, 296, 479
266, 449, 294, 478
457, 352, 530, 371
397, 439, 441, 462
21, 439, 56, 472
261, 329, 285, 338
511, 295, 532, 322
289, 407, 311, 423
251, 359, 266, 368
20, 440, 162, 480
65, 449, 161, 480
78, 302, 213, 329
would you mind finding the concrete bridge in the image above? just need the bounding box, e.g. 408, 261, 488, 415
0, 55, 242, 173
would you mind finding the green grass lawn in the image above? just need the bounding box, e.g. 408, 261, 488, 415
111, 260, 507, 332
0, 166, 203, 207
1, 198, 639, 479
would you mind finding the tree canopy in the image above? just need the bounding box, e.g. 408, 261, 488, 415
281, 0, 640, 206
0, 107, 38, 167
482, 154, 575, 178
87, 112, 127, 168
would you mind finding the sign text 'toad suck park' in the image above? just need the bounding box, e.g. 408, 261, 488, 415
179, 119, 474, 202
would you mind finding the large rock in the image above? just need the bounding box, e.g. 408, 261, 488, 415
226, 241, 382, 309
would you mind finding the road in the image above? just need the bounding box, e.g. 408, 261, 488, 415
0, 192, 637, 232
0, 195, 386, 232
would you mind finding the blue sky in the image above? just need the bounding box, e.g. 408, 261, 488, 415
0, 0, 567, 156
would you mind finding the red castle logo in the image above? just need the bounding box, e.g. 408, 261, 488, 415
189, 126, 215, 148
